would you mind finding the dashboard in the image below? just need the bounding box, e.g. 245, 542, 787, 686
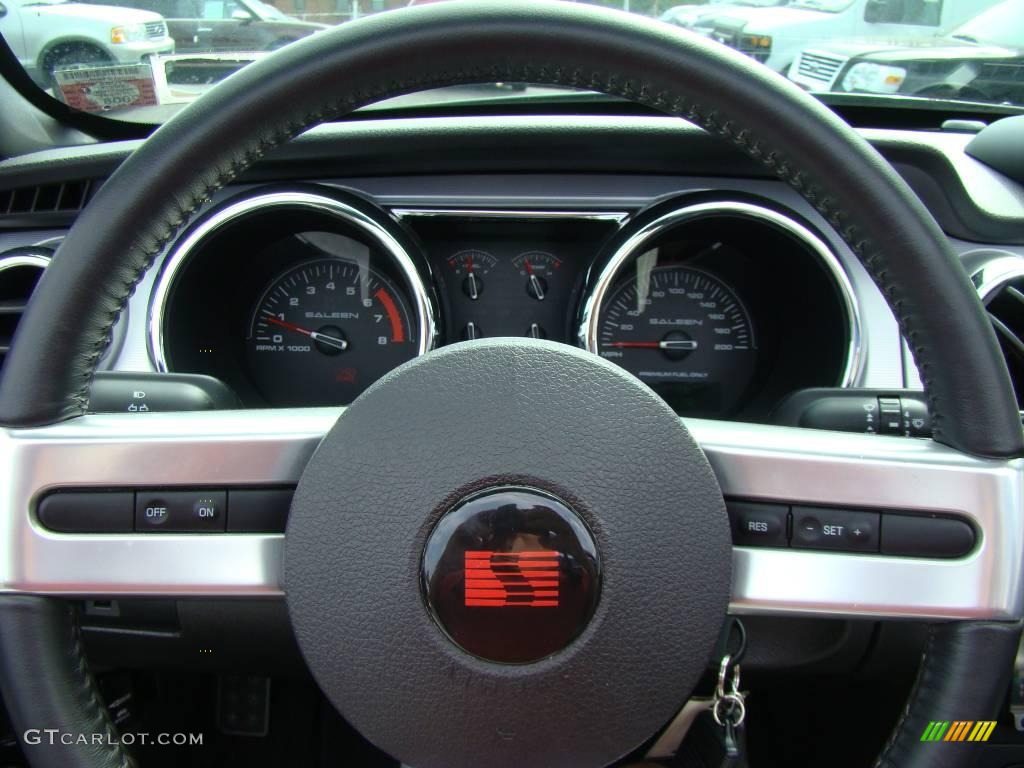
1, 115, 1023, 425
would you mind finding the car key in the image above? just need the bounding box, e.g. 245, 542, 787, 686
711, 653, 748, 768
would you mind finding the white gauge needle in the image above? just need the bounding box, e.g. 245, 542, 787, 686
610, 339, 699, 350
266, 316, 348, 350
528, 273, 546, 301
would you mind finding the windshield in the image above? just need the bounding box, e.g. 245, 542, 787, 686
789, 0, 856, 13
247, 0, 288, 20
949, 0, 1024, 47
0, 0, 1020, 123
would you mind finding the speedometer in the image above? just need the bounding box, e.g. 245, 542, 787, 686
247, 257, 417, 406
595, 265, 757, 416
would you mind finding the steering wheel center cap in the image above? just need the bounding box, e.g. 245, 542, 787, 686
285, 339, 731, 768
422, 487, 601, 664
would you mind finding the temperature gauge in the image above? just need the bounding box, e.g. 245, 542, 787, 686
512, 251, 562, 301
448, 249, 497, 301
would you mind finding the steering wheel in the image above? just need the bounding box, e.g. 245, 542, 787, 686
0, 3, 1021, 767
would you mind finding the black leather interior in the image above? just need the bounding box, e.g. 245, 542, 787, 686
0, 3, 1020, 767
0, 596, 134, 768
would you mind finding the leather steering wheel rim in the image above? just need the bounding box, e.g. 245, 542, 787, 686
0, 2, 1020, 767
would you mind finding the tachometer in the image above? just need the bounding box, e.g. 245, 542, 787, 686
247, 257, 416, 406
595, 265, 757, 416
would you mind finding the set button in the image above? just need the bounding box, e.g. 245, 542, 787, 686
791, 506, 878, 553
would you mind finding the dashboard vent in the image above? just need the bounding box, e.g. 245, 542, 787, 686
981, 270, 1024, 412
0, 180, 95, 216
0, 250, 52, 374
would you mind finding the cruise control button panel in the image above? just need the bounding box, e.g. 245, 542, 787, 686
136, 490, 226, 533
726, 499, 974, 559
791, 506, 879, 553
35, 487, 293, 533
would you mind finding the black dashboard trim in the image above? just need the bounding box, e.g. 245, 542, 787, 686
0, 117, 1021, 245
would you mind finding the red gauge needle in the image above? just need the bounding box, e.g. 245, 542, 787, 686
609, 340, 699, 350
265, 315, 348, 351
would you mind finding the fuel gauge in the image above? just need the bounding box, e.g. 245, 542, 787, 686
512, 251, 562, 301
448, 249, 497, 301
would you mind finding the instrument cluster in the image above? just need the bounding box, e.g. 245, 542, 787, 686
152, 185, 858, 421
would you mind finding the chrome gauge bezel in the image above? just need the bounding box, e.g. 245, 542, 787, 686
148, 189, 438, 373
577, 200, 864, 388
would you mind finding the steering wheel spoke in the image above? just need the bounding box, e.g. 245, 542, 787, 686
1, 408, 1020, 621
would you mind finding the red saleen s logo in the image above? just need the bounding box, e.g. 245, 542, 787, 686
464, 551, 560, 607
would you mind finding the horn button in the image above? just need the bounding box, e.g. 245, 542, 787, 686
422, 487, 601, 664
284, 339, 731, 768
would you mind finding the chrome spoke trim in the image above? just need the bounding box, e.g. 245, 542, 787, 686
0, 410, 1021, 620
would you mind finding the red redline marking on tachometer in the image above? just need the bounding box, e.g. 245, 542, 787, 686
463, 551, 561, 608
373, 288, 406, 343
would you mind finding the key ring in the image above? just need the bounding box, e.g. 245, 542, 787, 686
713, 650, 746, 728
713, 692, 747, 727
715, 653, 742, 699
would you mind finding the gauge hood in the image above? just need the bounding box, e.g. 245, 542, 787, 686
28, 2, 164, 22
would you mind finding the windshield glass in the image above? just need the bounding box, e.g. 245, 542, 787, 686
0, 0, 1019, 123
248, 0, 288, 19
789, 0, 856, 13
949, 0, 1024, 47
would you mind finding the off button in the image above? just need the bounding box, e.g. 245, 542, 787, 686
135, 490, 227, 532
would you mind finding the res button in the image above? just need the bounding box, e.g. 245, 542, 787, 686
727, 501, 789, 547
